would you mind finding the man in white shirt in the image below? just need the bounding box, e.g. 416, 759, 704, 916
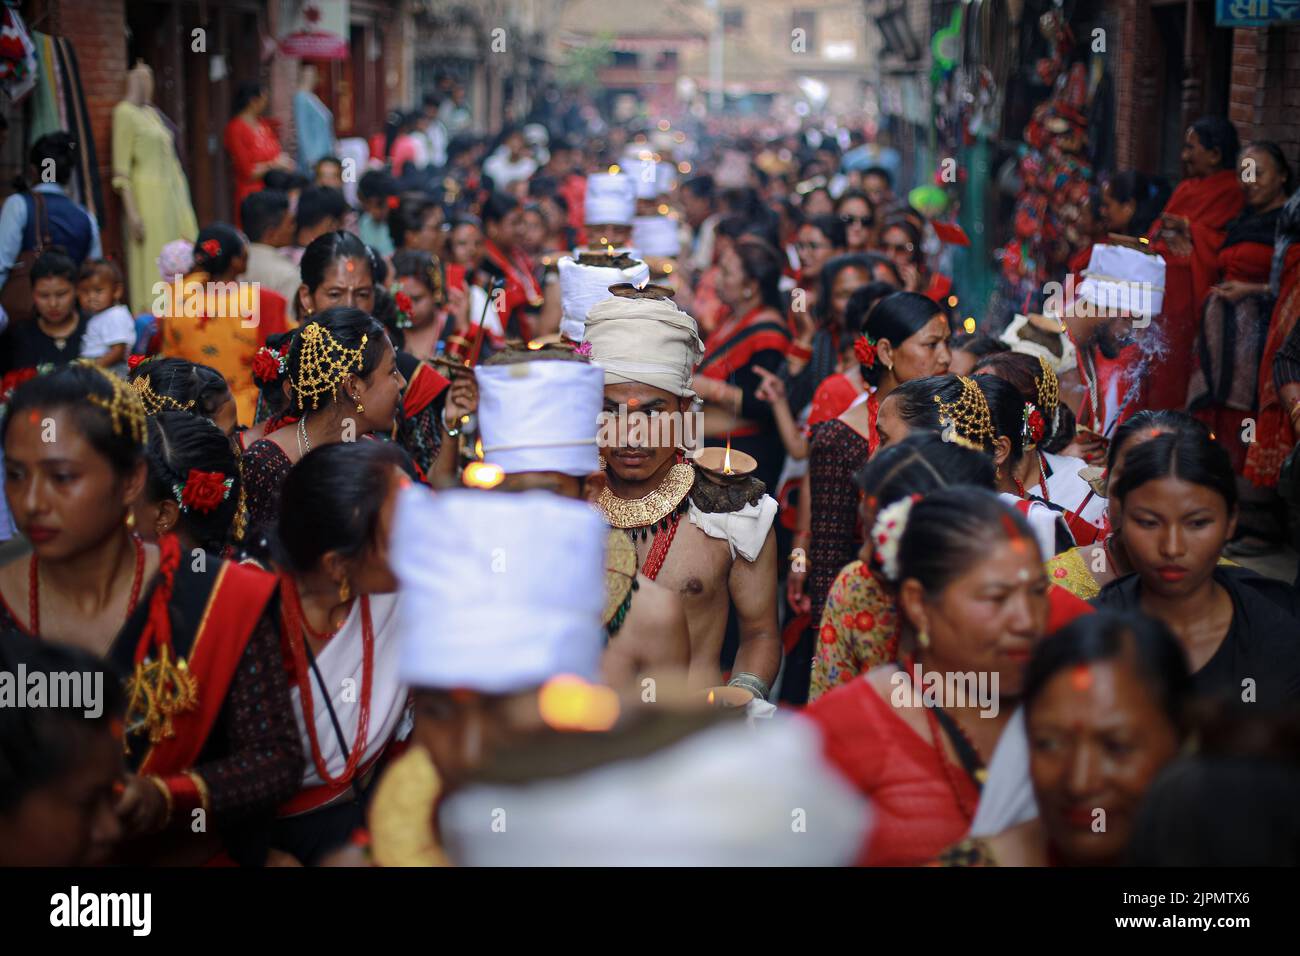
483, 127, 537, 191
240, 190, 301, 307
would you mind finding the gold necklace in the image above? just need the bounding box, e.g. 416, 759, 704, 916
597, 462, 695, 530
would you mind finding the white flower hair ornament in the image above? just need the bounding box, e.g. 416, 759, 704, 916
870, 493, 921, 582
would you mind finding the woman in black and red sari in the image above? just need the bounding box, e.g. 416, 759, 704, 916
692, 237, 792, 494
0, 362, 303, 865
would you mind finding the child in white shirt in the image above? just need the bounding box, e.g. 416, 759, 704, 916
78, 259, 136, 378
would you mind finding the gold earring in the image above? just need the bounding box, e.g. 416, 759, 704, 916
125, 510, 136, 530
918, 629, 930, 649
339, 577, 351, 603
354, 394, 364, 414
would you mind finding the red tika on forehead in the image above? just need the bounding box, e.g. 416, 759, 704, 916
1070, 664, 1093, 692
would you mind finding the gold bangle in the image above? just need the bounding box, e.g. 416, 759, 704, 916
146, 774, 173, 830
185, 770, 212, 815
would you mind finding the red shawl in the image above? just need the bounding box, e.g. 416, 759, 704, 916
138, 552, 279, 777
1245, 244, 1300, 487
697, 306, 791, 381
482, 239, 541, 342
1145, 170, 1245, 409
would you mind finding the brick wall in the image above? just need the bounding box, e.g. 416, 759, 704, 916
1108, 0, 1149, 172
1230, 25, 1300, 173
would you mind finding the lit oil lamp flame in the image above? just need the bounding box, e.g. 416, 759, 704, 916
722, 439, 734, 476
538, 675, 620, 732
463, 461, 504, 489
707, 689, 716, 706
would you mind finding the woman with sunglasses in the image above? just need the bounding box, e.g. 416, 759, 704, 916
835, 189, 876, 254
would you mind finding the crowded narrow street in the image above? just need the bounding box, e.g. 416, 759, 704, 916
0, 0, 1298, 918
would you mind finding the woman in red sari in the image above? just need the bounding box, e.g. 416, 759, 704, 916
223, 83, 293, 226
805, 487, 1050, 865
1188, 142, 1294, 478
1245, 188, 1300, 490
939, 612, 1188, 866
0, 363, 302, 864
1145, 117, 1246, 410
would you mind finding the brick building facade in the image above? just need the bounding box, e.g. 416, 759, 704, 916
1108, 0, 1300, 178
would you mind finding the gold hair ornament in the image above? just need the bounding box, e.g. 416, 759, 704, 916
132, 374, 196, 416
293, 322, 369, 411
934, 376, 994, 451
80, 361, 147, 445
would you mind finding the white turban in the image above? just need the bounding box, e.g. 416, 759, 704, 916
621, 157, 660, 200
584, 295, 705, 398
1076, 244, 1166, 319
558, 254, 651, 342
631, 216, 682, 257
393, 487, 606, 694
475, 359, 604, 477
585, 172, 636, 226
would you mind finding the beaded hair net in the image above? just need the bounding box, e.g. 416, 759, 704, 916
81, 361, 147, 446
293, 322, 369, 411
934, 376, 994, 451
132, 374, 196, 416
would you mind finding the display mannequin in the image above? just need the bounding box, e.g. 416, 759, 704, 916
293, 64, 335, 175
111, 61, 198, 314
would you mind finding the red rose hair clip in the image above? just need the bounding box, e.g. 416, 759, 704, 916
387, 196, 400, 210
173, 469, 234, 514
199, 238, 222, 259
392, 286, 414, 329
854, 332, 878, 368
1022, 402, 1046, 444
251, 344, 288, 384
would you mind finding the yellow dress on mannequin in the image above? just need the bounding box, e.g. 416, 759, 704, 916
112, 98, 198, 315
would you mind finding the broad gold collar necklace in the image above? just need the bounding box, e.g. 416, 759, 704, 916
597, 462, 695, 537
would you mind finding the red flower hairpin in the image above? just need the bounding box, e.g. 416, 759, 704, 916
391, 286, 414, 329
200, 239, 222, 258
1023, 403, 1046, 444
251, 345, 287, 384
854, 333, 877, 368
174, 469, 234, 514
387, 196, 400, 210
